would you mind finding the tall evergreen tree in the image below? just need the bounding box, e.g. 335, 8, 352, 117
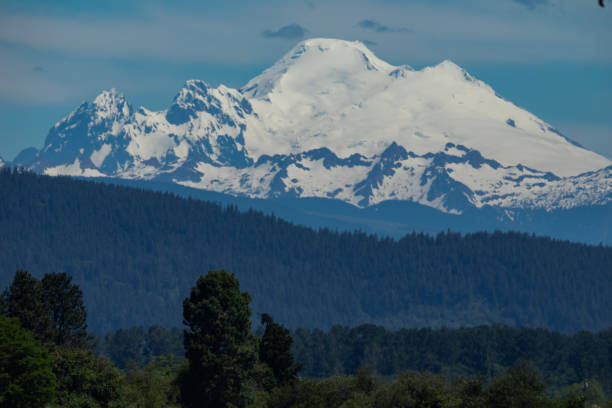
259, 313, 301, 388
0, 270, 50, 341
1, 271, 90, 349
40, 273, 89, 349
179, 270, 257, 408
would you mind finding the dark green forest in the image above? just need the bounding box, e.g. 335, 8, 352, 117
2, 269, 611, 407
1, 168, 611, 333
291, 325, 612, 394
98, 323, 612, 396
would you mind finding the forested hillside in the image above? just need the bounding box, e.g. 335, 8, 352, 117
1, 168, 611, 333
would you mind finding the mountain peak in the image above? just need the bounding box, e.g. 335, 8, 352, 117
170, 80, 210, 108
18, 37, 612, 213
294, 38, 375, 54
242, 38, 396, 99
236, 39, 610, 177
92, 88, 132, 122
166, 79, 217, 125
429, 60, 475, 81
93, 88, 125, 106
181, 79, 210, 94
436, 59, 460, 68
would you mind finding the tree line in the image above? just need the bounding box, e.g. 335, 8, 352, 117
2, 269, 611, 407
4, 268, 612, 407
291, 325, 612, 396
98, 323, 612, 398
1, 168, 611, 334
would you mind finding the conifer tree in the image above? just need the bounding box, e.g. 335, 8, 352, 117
41, 273, 89, 349
1, 271, 90, 349
179, 270, 256, 408
259, 313, 301, 388
0, 270, 50, 340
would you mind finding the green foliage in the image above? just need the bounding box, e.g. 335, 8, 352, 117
123, 355, 182, 408
354, 366, 378, 397
104, 326, 147, 370
1, 270, 122, 407
179, 270, 257, 408
1, 270, 90, 349
101, 322, 612, 397
250, 361, 277, 395
102, 325, 184, 370
1, 169, 611, 335
557, 395, 587, 408
50, 346, 124, 408
1, 170, 611, 406
292, 324, 612, 396
146, 325, 184, 358
266, 377, 364, 408
484, 362, 551, 408
454, 377, 486, 408
0, 315, 55, 408
41, 272, 89, 348
265, 373, 477, 408
259, 313, 302, 389
1, 270, 51, 341
556, 379, 608, 407
260, 367, 606, 408
373, 372, 461, 408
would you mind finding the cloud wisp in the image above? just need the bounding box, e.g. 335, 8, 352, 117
511, 0, 549, 10
357, 19, 413, 34
262, 23, 308, 39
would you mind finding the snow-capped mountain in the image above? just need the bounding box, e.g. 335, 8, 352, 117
14, 38, 612, 215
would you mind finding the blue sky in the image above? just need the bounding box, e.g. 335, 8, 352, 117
1, 0, 610, 160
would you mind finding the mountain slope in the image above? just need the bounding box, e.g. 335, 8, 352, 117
242, 39, 608, 176
2, 169, 611, 334
12, 38, 612, 218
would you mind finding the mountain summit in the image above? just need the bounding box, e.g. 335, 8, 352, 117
243, 39, 609, 176
242, 38, 397, 99
11, 38, 612, 216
